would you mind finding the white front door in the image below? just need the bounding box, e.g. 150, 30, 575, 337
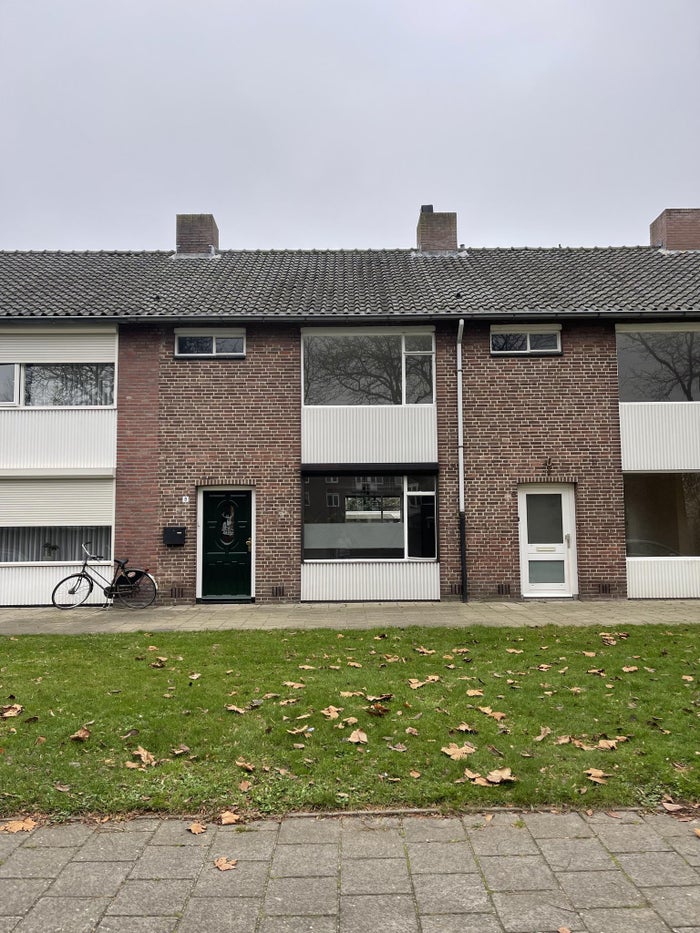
518, 484, 578, 597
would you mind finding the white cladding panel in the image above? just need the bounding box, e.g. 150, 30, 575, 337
0, 478, 114, 525
0, 563, 112, 606
620, 403, 700, 471
301, 561, 440, 601
0, 410, 117, 471
626, 558, 700, 598
302, 406, 437, 463
0, 328, 117, 363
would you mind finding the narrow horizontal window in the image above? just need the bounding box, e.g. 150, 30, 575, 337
0, 526, 112, 563
490, 327, 561, 356
174, 329, 246, 358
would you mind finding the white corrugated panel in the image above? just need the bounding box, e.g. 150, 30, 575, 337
0, 564, 112, 606
620, 403, 700, 471
0, 478, 114, 525
626, 558, 700, 598
301, 561, 440, 601
0, 327, 117, 363
302, 406, 437, 464
0, 410, 117, 471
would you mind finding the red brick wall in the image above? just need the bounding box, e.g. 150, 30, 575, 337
456, 322, 626, 599
435, 324, 462, 597
115, 325, 301, 602
115, 325, 162, 572
650, 208, 700, 250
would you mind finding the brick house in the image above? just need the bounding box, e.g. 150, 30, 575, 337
1, 206, 699, 605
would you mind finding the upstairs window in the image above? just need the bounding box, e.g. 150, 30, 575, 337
617, 329, 700, 401
303, 331, 434, 406
175, 329, 246, 358
0, 363, 114, 407
490, 325, 561, 355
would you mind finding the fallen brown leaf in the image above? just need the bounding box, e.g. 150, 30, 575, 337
441, 742, 477, 760
188, 822, 207, 835
348, 729, 368, 744
533, 726, 552, 742
1, 704, 22, 718
70, 726, 91, 742
235, 758, 255, 772
214, 857, 238, 871
220, 810, 242, 825
132, 746, 156, 767
0, 818, 37, 833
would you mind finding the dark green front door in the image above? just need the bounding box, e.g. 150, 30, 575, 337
201, 491, 252, 600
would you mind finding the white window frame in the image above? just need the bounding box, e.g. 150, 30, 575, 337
301, 327, 436, 408
0, 363, 20, 407
174, 328, 246, 359
303, 473, 437, 562
0, 362, 115, 409
490, 324, 562, 356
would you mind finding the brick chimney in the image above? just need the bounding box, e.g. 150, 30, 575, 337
650, 208, 700, 250
176, 214, 219, 254
416, 204, 458, 251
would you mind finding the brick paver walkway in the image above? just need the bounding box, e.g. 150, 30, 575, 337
1, 810, 699, 932
0, 598, 698, 635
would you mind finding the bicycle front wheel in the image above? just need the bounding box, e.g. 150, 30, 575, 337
52, 573, 93, 609
115, 571, 157, 609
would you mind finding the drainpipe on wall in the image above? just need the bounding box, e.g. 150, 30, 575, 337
456, 319, 467, 601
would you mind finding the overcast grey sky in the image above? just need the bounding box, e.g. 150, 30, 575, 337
1, 0, 699, 251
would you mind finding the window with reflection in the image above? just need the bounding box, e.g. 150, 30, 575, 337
303, 333, 434, 405
303, 474, 437, 560
625, 473, 700, 556
617, 331, 700, 401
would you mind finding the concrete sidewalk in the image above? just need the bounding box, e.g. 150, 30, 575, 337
1, 810, 699, 932
0, 598, 699, 635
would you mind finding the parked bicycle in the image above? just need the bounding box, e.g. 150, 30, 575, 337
51, 543, 157, 610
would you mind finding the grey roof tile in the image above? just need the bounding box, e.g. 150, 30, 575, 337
0, 246, 699, 321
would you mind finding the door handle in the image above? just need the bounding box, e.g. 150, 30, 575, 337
246, 538, 252, 552
565, 533, 571, 549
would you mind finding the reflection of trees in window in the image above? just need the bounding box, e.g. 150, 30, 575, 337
618, 332, 700, 401
304, 335, 433, 405
25, 364, 114, 406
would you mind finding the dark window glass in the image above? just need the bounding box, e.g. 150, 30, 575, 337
625, 473, 700, 556
303, 334, 434, 406
304, 335, 403, 405
405, 354, 433, 403
491, 333, 527, 352
617, 332, 700, 401
303, 474, 437, 561
529, 333, 559, 351
0, 526, 111, 563
177, 335, 214, 355
24, 364, 114, 406
407, 495, 436, 558
215, 336, 244, 355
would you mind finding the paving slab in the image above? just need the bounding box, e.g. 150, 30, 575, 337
0, 809, 698, 930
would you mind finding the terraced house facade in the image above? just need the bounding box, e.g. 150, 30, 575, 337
1, 206, 699, 605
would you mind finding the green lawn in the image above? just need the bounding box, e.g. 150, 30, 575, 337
1, 624, 698, 818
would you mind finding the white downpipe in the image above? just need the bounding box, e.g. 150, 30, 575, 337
457, 319, 465, 513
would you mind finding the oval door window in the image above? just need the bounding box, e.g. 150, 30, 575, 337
219, 501, 236, 547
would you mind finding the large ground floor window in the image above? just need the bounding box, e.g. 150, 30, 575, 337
0, 526, 112, 563
624, 473, 700, 556
303, 474, 436, 560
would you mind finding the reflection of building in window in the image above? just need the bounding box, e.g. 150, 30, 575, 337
303, 474, 436, 560
624, 473, 700, 556
617, 331, 700, 401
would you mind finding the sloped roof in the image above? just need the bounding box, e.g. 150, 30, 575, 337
0, 246, 699, 322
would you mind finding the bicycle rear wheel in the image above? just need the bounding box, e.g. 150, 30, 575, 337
52, 573, 93, 609
114, 570, 157, 609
